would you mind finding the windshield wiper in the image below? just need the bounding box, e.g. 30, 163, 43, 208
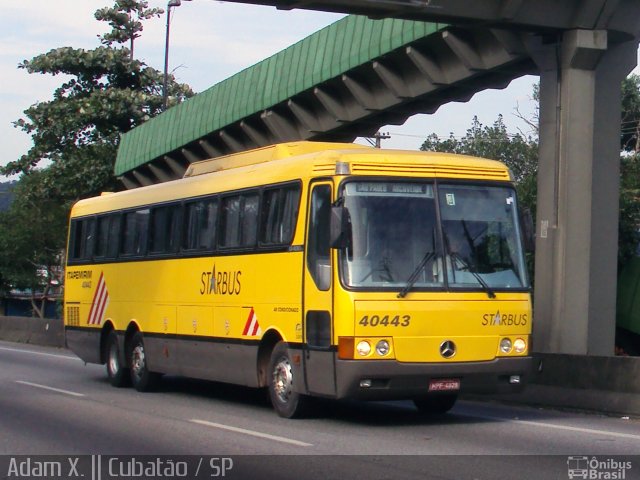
397, 251, 434, 298
450, 253, 496, 299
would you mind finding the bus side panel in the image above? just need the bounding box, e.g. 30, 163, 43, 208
65, 327, 102, 364
64, 265, 105, 365
167, 339, 261, 387
142, 251, 304, 386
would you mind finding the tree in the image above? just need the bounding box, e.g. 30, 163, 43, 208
621, 74, 640, 152
95, 0, 163, 60
619, 153, 640, 266
0, 172, 67, 317
0, 181, 16, 212
0, 1, 194, 316
421, 115, 539, 214
0, 0, 193, 201
618, 75, 640, 266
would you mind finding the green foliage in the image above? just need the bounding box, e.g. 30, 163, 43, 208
3, 47, 192, 198
0, 1, 193, 313
0, 172, 68, 316
421, 115, 539, 215
621, 74, 640, 152
619, 75, 640, 266
1, 0, 193, 200
619, 154, 640, 265
0, 181, 16, 212
95, 0, 163, 56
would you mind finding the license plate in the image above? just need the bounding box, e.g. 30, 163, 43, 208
428, 379, 460, 392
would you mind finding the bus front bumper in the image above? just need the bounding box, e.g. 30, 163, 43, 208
334, 356, 533, 400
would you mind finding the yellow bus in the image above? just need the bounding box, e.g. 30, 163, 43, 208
64, 142, 533, 418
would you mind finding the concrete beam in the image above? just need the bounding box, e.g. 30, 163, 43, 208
405, 46, 448, 85
288, 98, 339, 133
219, 129, 247, 151
261, 110, 301, 141
131, 169, 154, 187
198, 140, 223, 158
313, 86, 353, 121
341, 74, 380, 110
218, 0, 640, 38
181, 148, 202, 164
163, 155, 187, 177
372, 61, 413, 98
442, 31, 485, 71
240, 120, 272, 146
148, 163, 173, 183
119, 175, 139, 190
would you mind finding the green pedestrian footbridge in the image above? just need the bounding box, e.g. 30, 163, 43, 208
115, 14, 535, 188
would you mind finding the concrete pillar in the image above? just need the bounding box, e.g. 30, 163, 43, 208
528, 31, 638, 355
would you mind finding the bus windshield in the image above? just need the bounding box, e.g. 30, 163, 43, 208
340, 181, 529, 292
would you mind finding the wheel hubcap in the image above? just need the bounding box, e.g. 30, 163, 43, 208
108, 343, 119, 376
272, 356, 293, 404
131, 344, 145, 379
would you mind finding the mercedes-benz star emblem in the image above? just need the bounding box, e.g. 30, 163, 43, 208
439, 340, 456, 359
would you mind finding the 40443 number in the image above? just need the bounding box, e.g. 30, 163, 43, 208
358, 314, 411, 327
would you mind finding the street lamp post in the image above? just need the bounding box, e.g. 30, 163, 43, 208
163, 0, 190, 111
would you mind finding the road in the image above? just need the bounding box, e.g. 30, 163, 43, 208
1, 340, 639, 480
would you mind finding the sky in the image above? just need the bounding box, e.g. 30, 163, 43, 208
0, 1, 544, 181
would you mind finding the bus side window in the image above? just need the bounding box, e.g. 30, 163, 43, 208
183, 198, 217, 251
120, 209, 149, 257
68, 218, 95, 263
241, 193, 259, 247
220, 196, 241, 248
260, 184, 301, 245
95, 215, 111, 258
69, 218, 96, 263
106, 215, 121, 259
220, 192, 259, 249
149, 203, 182, 254
307, 185, 331, 291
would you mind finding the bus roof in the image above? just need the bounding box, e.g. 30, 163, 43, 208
72, 142, 511, 218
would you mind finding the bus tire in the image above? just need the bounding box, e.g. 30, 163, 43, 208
268, 342, 310, 418
413, 394, 457, 414
106, 330, 130, 388
128, 332, 160, 392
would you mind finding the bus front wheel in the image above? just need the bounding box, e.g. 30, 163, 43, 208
128, 332, 160, 392
106, 330, 130, 387
268, 342, 310, 418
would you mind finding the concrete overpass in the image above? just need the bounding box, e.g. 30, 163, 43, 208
115, 0, 640, 356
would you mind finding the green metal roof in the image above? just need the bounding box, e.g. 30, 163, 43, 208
115, 15, 444, 176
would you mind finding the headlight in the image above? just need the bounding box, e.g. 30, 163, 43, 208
376, 340, 390, 356
356, 340, 371, 356
513, 338, 527, 353
500, 338, 512, 354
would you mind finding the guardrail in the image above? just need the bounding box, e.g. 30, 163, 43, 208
0, 315, 64, 348
492, 353, 640, 417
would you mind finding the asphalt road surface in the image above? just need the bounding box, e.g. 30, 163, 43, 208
1, 340, 639, 480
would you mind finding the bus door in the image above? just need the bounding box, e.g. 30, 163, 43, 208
303, 182, 336, 396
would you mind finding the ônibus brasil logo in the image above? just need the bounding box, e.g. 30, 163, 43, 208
567, 456, 632, 479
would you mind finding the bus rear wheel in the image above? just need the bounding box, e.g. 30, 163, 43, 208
413, 394, 457, 414
128, 332, 161, 392
268, 342, 310, 418
106, 330, 130, 387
